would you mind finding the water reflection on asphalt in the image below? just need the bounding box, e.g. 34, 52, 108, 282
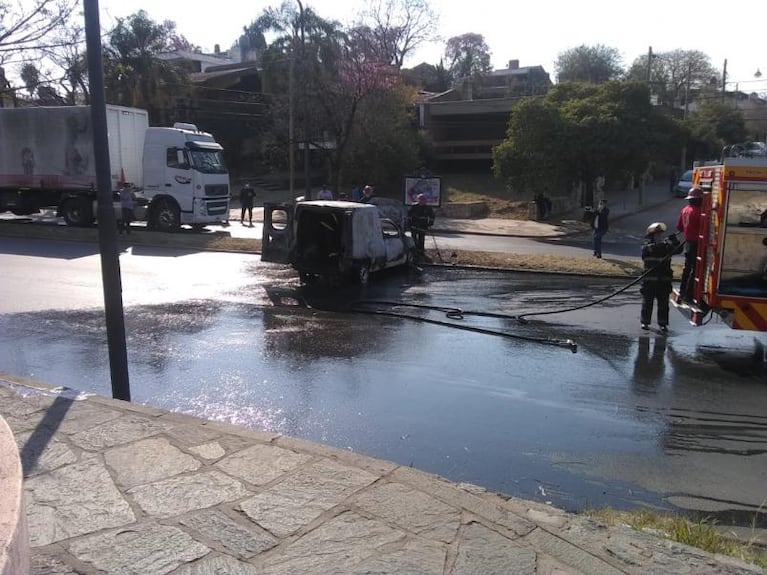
2, 267, 767, 527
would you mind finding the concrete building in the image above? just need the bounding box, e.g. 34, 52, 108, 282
418, 60, 552, 164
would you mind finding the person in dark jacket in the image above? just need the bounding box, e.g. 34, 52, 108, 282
240, 183, 256, 226
640, 222, 681, 331
408, 193, 435, 251
360, 185, 375, 203
591, 199, 609, 258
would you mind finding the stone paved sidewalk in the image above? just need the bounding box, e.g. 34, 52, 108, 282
1, 375, 762, 575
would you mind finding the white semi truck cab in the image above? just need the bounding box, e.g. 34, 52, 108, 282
142, 122, 230, 232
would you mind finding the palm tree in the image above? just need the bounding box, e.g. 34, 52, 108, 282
103, 10, 189, 123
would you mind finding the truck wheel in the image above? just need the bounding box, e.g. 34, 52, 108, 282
61, 198, 92, 227
152, 200, 180, 233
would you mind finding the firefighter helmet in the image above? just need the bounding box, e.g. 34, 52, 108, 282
685, 186, 703, 199
646, 222, 667, 236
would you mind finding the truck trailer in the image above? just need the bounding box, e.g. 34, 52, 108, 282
0, 105, 230, 232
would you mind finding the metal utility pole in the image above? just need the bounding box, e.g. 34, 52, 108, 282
83, 0, 131, 401
646, 46, 653, 83
289, 40, 295, 198
722, 59, 728, 102
298, 0, 310, 197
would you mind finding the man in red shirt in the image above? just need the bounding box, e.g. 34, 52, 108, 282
676, 186, 703, 301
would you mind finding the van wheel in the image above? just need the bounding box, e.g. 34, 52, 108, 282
355, 264, 370, 285
152, 200, 180, 233
61, 198, 92, 227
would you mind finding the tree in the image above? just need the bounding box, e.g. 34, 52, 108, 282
0, 0, 77, 57
686, 100, 747, 161
342, 85, 421, 190
626, 49, 717, 107
493, 81, 684, 205
356, 0, 438, 68
250, 3, 415, 191
492, 98, 569, 197
401, 61, 452, 92
444, 33, 492, 92
555, 44, 623, 84
25, 22, 90, 105
20, 63, 40, 97
103, 10, 190, 124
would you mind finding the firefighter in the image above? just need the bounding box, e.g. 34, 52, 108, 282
408, 193, 435, 252
676, 186, 703, 301
640, 222, 681, 331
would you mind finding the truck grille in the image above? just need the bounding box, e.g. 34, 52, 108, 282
204, 184, 229, 197
205, 199, 229, 215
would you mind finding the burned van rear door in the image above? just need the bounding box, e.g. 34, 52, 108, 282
261, 203, 294, 263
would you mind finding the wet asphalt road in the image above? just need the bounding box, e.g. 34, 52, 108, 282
1, 236, 767, 528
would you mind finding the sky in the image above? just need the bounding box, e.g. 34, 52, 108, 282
93, 0, 767, 94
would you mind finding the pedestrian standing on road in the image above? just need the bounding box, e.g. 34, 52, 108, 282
317, 184, 333, 200
640, 222, 680, 331
676, 186, 703, 301
118, 186, 134, 235
668, 166, 678, 195
591, 199, 609, 258
240, 182, 256, 226
408, 193, 435, 252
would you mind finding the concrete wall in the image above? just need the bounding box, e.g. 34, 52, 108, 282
0, 416, 29, 575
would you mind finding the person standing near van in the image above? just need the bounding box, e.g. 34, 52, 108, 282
408, 193, 435, 252
240, 183, 255, 226
317, 184, 333, 200
591, 199, 609, 258
360, 185, 375, 202
118, 186, 134, 235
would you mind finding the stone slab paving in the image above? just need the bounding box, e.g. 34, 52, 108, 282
0, 376, 764, 575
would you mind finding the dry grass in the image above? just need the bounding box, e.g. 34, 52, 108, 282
427, 249, 684, 278
442, 173, 530, 219
586, 508, 767, 569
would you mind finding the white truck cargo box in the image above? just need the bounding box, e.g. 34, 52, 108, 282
0, 105, 148, 192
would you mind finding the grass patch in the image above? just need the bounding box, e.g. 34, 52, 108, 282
586, 508, 767, 569
426, 249, 684, 278
441, 173, 531, 219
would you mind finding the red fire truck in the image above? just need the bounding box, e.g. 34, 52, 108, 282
672, 156, 767, 330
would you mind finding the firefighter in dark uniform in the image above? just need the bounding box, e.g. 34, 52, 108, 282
408, 193, 435, 252
640, 222, 681, 331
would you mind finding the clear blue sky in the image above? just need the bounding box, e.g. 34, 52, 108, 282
95, 0, 767, 94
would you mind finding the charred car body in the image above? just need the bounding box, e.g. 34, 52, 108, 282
261, 200, 414, 284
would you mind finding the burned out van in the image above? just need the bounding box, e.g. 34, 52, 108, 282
261, 200, 414, 284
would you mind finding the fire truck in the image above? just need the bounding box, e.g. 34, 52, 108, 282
672, 155, 767, 330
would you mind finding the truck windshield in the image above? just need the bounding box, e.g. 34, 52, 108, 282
189, 149, 227, 174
